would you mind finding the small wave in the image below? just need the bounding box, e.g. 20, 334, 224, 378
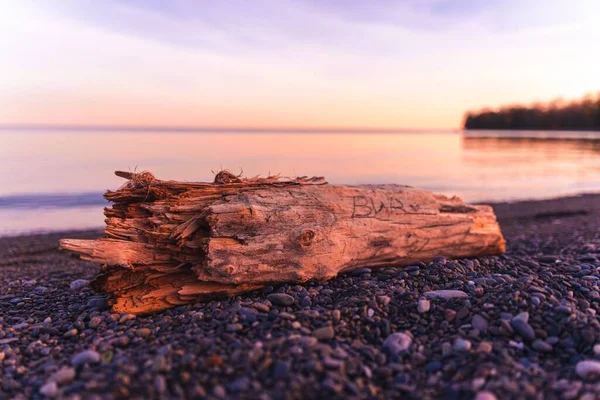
0, 192, 107, 209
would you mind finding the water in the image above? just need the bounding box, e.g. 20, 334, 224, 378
2, 128, 600, 236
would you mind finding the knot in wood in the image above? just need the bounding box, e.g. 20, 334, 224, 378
299, 229, 316, 247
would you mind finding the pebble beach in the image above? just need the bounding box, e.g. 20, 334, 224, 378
1, 194, 600, 399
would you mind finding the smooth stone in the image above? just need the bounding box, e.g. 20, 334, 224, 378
50, 367, 76, 385
251, 303, 270, 313
228, 377, 250, 392
454, 338, 472, 352
593, 344, 600, 356
576, 360, 600, 380
423, 290, 468, 300
273, 361, 290, 379
514, 312, 529, 323
39, 381, 58, 397
136, 328, 152, 337
69, 279, 90, 291
313, 326, 335, 341
332, 309, 341, 321
471, 314, 488, 333
226, 323, 243, 332
424, 361, 442, 372
86, 297, 109, 310
475, 391, 498, 400
382, 332, 412, 356
531, 339, 552, 352
71, 350, 101, 366
555, 305, 572, 314
267, 293, 295, 306
417, 299, 430, 313
511, 319, 535, 341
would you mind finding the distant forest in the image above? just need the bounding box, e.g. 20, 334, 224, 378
464, 92, 600, 130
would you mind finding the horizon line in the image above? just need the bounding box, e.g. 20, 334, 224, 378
0, 123, 460, 134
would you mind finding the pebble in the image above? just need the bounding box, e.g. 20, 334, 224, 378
226, 323, 243, 332
593, 344, 600, 356
69, 279, 90, 291
12, 322, 29, 330
511, 318, 535, 341
424, 361, 442, 372
228, 377, 250, 392
50, 367, 76, 385
475, 391, 498, 400
312, 326, 335, 340
531, 339, 552, 352
136, 328, 152, 337
332, 309, 341, 321
39, 381, 58, 397
477, 341, 493, 353
266, 293, 295, 306
454, 338, 472, 352
423, 290, 468, 300
71, 350, 101, 366
472, 314, 488, 333
576, 360, 600, 380
417, 298, 430, 313
154, 375, 166, 394
514, 312, 529, 323
251, 302, 270, 313
88, 316, 103, 329
382, 332, 412, 356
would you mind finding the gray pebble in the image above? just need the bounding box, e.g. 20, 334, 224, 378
39, 381, 58, 397
454, 338, 472, 352
511, 318, 535, 341
471, 314, 488, 333
313, 326, 335, 340
382, 332, 412, 356
267, 293, 295, 306
423, 290, 468, 300
531, 339, 552, 352
71, 350, 100, 366
69, 279, 90, 291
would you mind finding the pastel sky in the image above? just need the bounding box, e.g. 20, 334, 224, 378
1, 0, 599, 129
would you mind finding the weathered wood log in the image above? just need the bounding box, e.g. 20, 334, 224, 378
60, 170, 505, 314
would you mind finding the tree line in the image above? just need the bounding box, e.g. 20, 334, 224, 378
464, 92, 600, 130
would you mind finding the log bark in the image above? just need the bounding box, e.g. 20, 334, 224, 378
60, 171, 505, 314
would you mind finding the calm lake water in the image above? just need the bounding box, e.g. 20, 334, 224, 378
2, 129, 600, 236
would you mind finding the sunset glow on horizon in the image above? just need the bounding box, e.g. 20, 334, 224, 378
1, 0, 600, 129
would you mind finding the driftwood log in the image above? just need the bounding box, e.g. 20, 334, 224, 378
60, 171, 505, 314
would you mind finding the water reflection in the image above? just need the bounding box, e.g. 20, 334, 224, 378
461, 136, 600, 200
1, 129, 600, 234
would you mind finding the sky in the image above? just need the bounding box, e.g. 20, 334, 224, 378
1, 0, 599, 129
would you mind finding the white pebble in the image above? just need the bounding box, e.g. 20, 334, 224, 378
576, 360, 600, 380
475, 391, 497, 400
417, 299, 430, 313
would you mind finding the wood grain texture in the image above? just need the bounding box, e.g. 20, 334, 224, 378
60, 171, 505, 314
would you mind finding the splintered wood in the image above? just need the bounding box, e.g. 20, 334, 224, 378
60, 170, 505, 314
